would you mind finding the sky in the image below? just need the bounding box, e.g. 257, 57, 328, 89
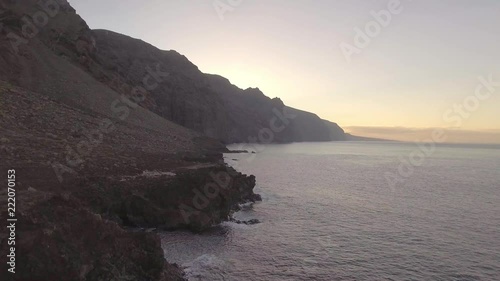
69, 0, 500, 143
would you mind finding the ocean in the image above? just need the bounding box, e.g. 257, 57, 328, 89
161, 141, 500, 280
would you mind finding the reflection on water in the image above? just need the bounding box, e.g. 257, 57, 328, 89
161, 142, 500, 281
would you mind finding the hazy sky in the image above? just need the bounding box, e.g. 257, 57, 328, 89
69, 0, 500, 143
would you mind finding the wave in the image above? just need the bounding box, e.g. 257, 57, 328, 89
182, 254, 228, 281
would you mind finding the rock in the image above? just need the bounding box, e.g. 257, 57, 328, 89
226, 150, 249, 153
1, 194, 186, 281
246, 219, 260, 225
46, 132, 59, 140
230, 218, 261, 225
251, 193, 262, 201
73, 165, 260, 233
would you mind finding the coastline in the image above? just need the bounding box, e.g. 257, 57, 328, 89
0, 84, 260, 280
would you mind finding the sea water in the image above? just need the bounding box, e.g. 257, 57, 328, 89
161, 142, 500, 281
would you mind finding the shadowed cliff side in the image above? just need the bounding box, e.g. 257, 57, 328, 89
0, 82, 260, 281
0, 1, 345, 144
0, 1, 258, 280
89, 30, 346, 143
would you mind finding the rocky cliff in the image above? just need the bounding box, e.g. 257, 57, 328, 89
0, 1, 257, 280
0, 82, 260, 281
87, 30, 346, 143
0, 1, 345, 144
0, 0, 343, 280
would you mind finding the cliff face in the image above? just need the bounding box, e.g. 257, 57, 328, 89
205, 73, 346, 142
0, 1, 345, 144
9, 192, 186, 281
89, 30, 346, 143
324, 120, 347, 141
0, 1, 257, 280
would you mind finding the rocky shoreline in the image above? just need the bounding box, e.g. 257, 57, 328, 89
0, 0, 265, 277
0, 0, 333, 279
2, 163, 259, 281
0, 151, 260, 280
0, 83, 260, 281
72, 162, 261, 233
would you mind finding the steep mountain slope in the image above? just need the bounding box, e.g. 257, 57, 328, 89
0, 0, 190, 136
206, 73, 346, 142
90, 30, 346, 143
324, 120, 347, 141
0, 81, 259, 281
0, 1, 255, 280
0, 0, 345, 144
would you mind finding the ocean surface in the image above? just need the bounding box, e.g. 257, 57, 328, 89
161, 141, 500, 281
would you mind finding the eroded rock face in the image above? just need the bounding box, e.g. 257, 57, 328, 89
0, 192, 186, 281
72, 165, 259, 232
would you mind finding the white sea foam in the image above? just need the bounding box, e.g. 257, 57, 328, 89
220, 221, 253, 230
182, 254, 228, 281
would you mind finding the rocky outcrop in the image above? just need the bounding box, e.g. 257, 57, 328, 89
0, 191, 185, 281
73, 165, 259, 232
